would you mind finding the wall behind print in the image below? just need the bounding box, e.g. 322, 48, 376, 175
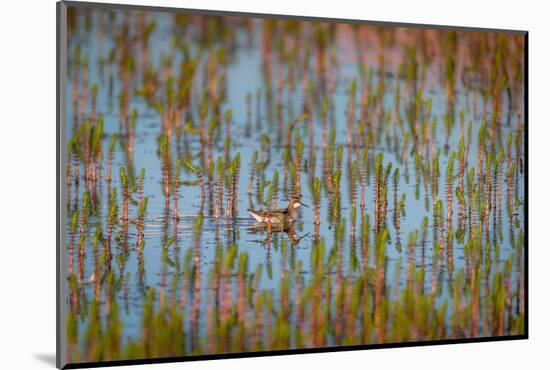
0, 0, 547, 370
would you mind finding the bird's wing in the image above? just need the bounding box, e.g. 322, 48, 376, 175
248, 210, 265, 222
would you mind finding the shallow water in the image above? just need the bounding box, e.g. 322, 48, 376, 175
64, 7, 525, 363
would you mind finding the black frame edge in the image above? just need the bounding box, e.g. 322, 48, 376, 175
523, 32, 529, 338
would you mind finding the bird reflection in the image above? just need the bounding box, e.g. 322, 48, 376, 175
247, 223, 308, 246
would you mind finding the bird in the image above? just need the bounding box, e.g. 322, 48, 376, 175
248, 197, 308, 228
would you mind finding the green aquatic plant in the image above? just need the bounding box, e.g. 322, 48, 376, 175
374, 153, 383, 231
312, 176, 322, 226
445, 31, 457, 103
347, 79, 357, 148
78, 191, 92, 274
446, 151, 456, 225
90, 84, 98, 121
172, 160, 182, 221
264, 181, 274, 211
67, 134, 82, 210
106, 188, 118, 258
185, 160, 205, 208
158, 135, 172, 202
206, 117, 216, 187
68, 210, 79, 276
90, 116, 103, 187
294, 136, 304, 197
215, 156, 224, 219
106, 134, 117, 186
393, 167, 400, 222
137, 184, 148, 253
359, 148, 368, 211
271, 170, 279, 209
231, 153, 241, 217
288, 161, 296, 200
248, 151, 258, 197
224, 109, 233, 159
118, 167, 132, 247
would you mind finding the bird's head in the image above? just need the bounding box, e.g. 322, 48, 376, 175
289, 197, 308, 210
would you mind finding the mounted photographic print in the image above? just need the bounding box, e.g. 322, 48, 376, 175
57, 1, 527, 368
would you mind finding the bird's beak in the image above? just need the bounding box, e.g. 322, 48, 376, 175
300, 201, 309, 208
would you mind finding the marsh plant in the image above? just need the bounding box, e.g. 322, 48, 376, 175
64, 6, 525, 365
